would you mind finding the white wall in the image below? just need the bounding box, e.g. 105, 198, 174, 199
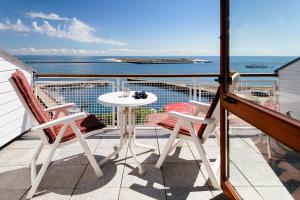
0, 55, 33, 147
278, 59, 300, 120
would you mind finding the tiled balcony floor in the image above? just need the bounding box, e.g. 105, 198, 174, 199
0, 127, 298, 200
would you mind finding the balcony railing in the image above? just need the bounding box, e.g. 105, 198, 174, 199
33, 73, 278, 127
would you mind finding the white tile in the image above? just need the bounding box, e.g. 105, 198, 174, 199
54, 148, 89, 166
0, 148, 36, 166
234, 162, 283, 186
227, 163, 251, 187
25, 189, 73, 200
161, 147, 196, 163
94, 146, 128, 164
76, 163, 124, 189
119, 187, 165, 200
39, 165, 86, 189
121, 164, 164, 189
6, 139, 42, 149
0, 166, 31, 189
234, 186, 263, 200
125, 148, 159, 164
71, 188, 119, 200
0, 189, 27, 200
255, 186, 294, 200
162, 162, 207, 188
166, 187, 213, 200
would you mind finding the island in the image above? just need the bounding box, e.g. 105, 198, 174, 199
24, 58, 213, 64
112, 58, 212, 64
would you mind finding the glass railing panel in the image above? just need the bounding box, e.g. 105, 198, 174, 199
228, 112, 299, 200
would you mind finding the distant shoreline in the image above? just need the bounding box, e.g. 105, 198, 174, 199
112, 58, 212, 64
25, 58, 213, 64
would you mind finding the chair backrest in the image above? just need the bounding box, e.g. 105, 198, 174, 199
199, 72, 240, 140
11, 70, 56, 143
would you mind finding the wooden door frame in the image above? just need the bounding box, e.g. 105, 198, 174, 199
219, 0, 300, 199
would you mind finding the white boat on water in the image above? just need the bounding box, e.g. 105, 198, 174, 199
193, 59, 213, 63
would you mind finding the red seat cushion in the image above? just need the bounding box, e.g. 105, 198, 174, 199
12, 70, 106, 143
157, 87, 220, 138
54, 114, 106, 143
157, 116, 202, 136
12, 70, 57, 143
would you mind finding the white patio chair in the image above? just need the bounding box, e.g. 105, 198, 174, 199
10, 70, 106, 199
155, 73, 240, 188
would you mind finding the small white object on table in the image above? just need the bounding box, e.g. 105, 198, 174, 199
97, 91, 157, 174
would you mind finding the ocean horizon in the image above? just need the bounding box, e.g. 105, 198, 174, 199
16, 55, 295, 75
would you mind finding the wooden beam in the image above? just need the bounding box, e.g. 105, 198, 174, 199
223, 93, 300, 153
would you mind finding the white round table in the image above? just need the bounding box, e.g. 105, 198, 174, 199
97, 91, 157, 174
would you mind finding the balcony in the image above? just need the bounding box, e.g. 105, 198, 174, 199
1, 74, 298, 200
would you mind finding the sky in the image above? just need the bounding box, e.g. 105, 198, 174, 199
0, 0, 299, 56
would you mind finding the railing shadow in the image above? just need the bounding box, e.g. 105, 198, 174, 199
127, 147, 215, 200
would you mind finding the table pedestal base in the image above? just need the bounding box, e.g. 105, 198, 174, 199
100, 107, 154, 175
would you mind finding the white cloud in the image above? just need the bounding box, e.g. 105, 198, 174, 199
1, 12, 127, 45
26, 12, 68, 20
0, 19, 30, 32
107, 48, 218, 56
9, 47, 108, 55
30, 18, 127, 45
9, 47, 218, 56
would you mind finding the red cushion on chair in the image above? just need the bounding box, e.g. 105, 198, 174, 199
157, 87, 220, 138
12, 70, 106, 144
53, 114, 106, 143
11, 70, 57, 143
157, 116, 202, 136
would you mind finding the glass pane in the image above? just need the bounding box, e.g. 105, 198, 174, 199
228, 112, 300, 200
229, 0, 300, 122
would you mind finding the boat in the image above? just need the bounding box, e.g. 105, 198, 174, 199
246, 64, 268, 68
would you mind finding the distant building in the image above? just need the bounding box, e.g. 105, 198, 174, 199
0, 50, 34, 147
275, 57, 300, 120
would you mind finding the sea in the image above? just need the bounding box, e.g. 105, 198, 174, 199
15, 55, 295, 117
16, 55, 295, 75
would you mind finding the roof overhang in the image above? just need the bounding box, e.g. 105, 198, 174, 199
0, 49, 36, 73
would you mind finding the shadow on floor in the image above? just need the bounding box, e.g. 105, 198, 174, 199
0, 154, 118, 198
127, 147, 217, 200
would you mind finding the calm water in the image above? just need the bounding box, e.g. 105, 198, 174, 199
17, 55, 295, 116
16, 55, 295, 75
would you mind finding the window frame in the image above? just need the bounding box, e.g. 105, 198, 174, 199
219, 0, 300, 199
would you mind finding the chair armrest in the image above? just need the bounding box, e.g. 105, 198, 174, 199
168, 111, 215, 124
31, 112, 86, 131
188, 100, 210, 108
44, 103, 76, 112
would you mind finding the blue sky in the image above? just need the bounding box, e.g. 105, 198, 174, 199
0, 0, 299, 56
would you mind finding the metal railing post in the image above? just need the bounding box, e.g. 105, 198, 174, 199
112, 81, 116, 127
116, 78, 121, 127
193, 78, 197, 101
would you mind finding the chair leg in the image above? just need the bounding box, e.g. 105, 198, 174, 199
27, 142, 58, 199
28, 142, 44, 168
167, 138, 184, 155
155, 123, 181, 169
30, 142, 44, 185
81, 138, 103, 177
187, 123, 219, 189
70, 122, 103, 177
194, 139, 219, 188
27, 124, 67, 199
